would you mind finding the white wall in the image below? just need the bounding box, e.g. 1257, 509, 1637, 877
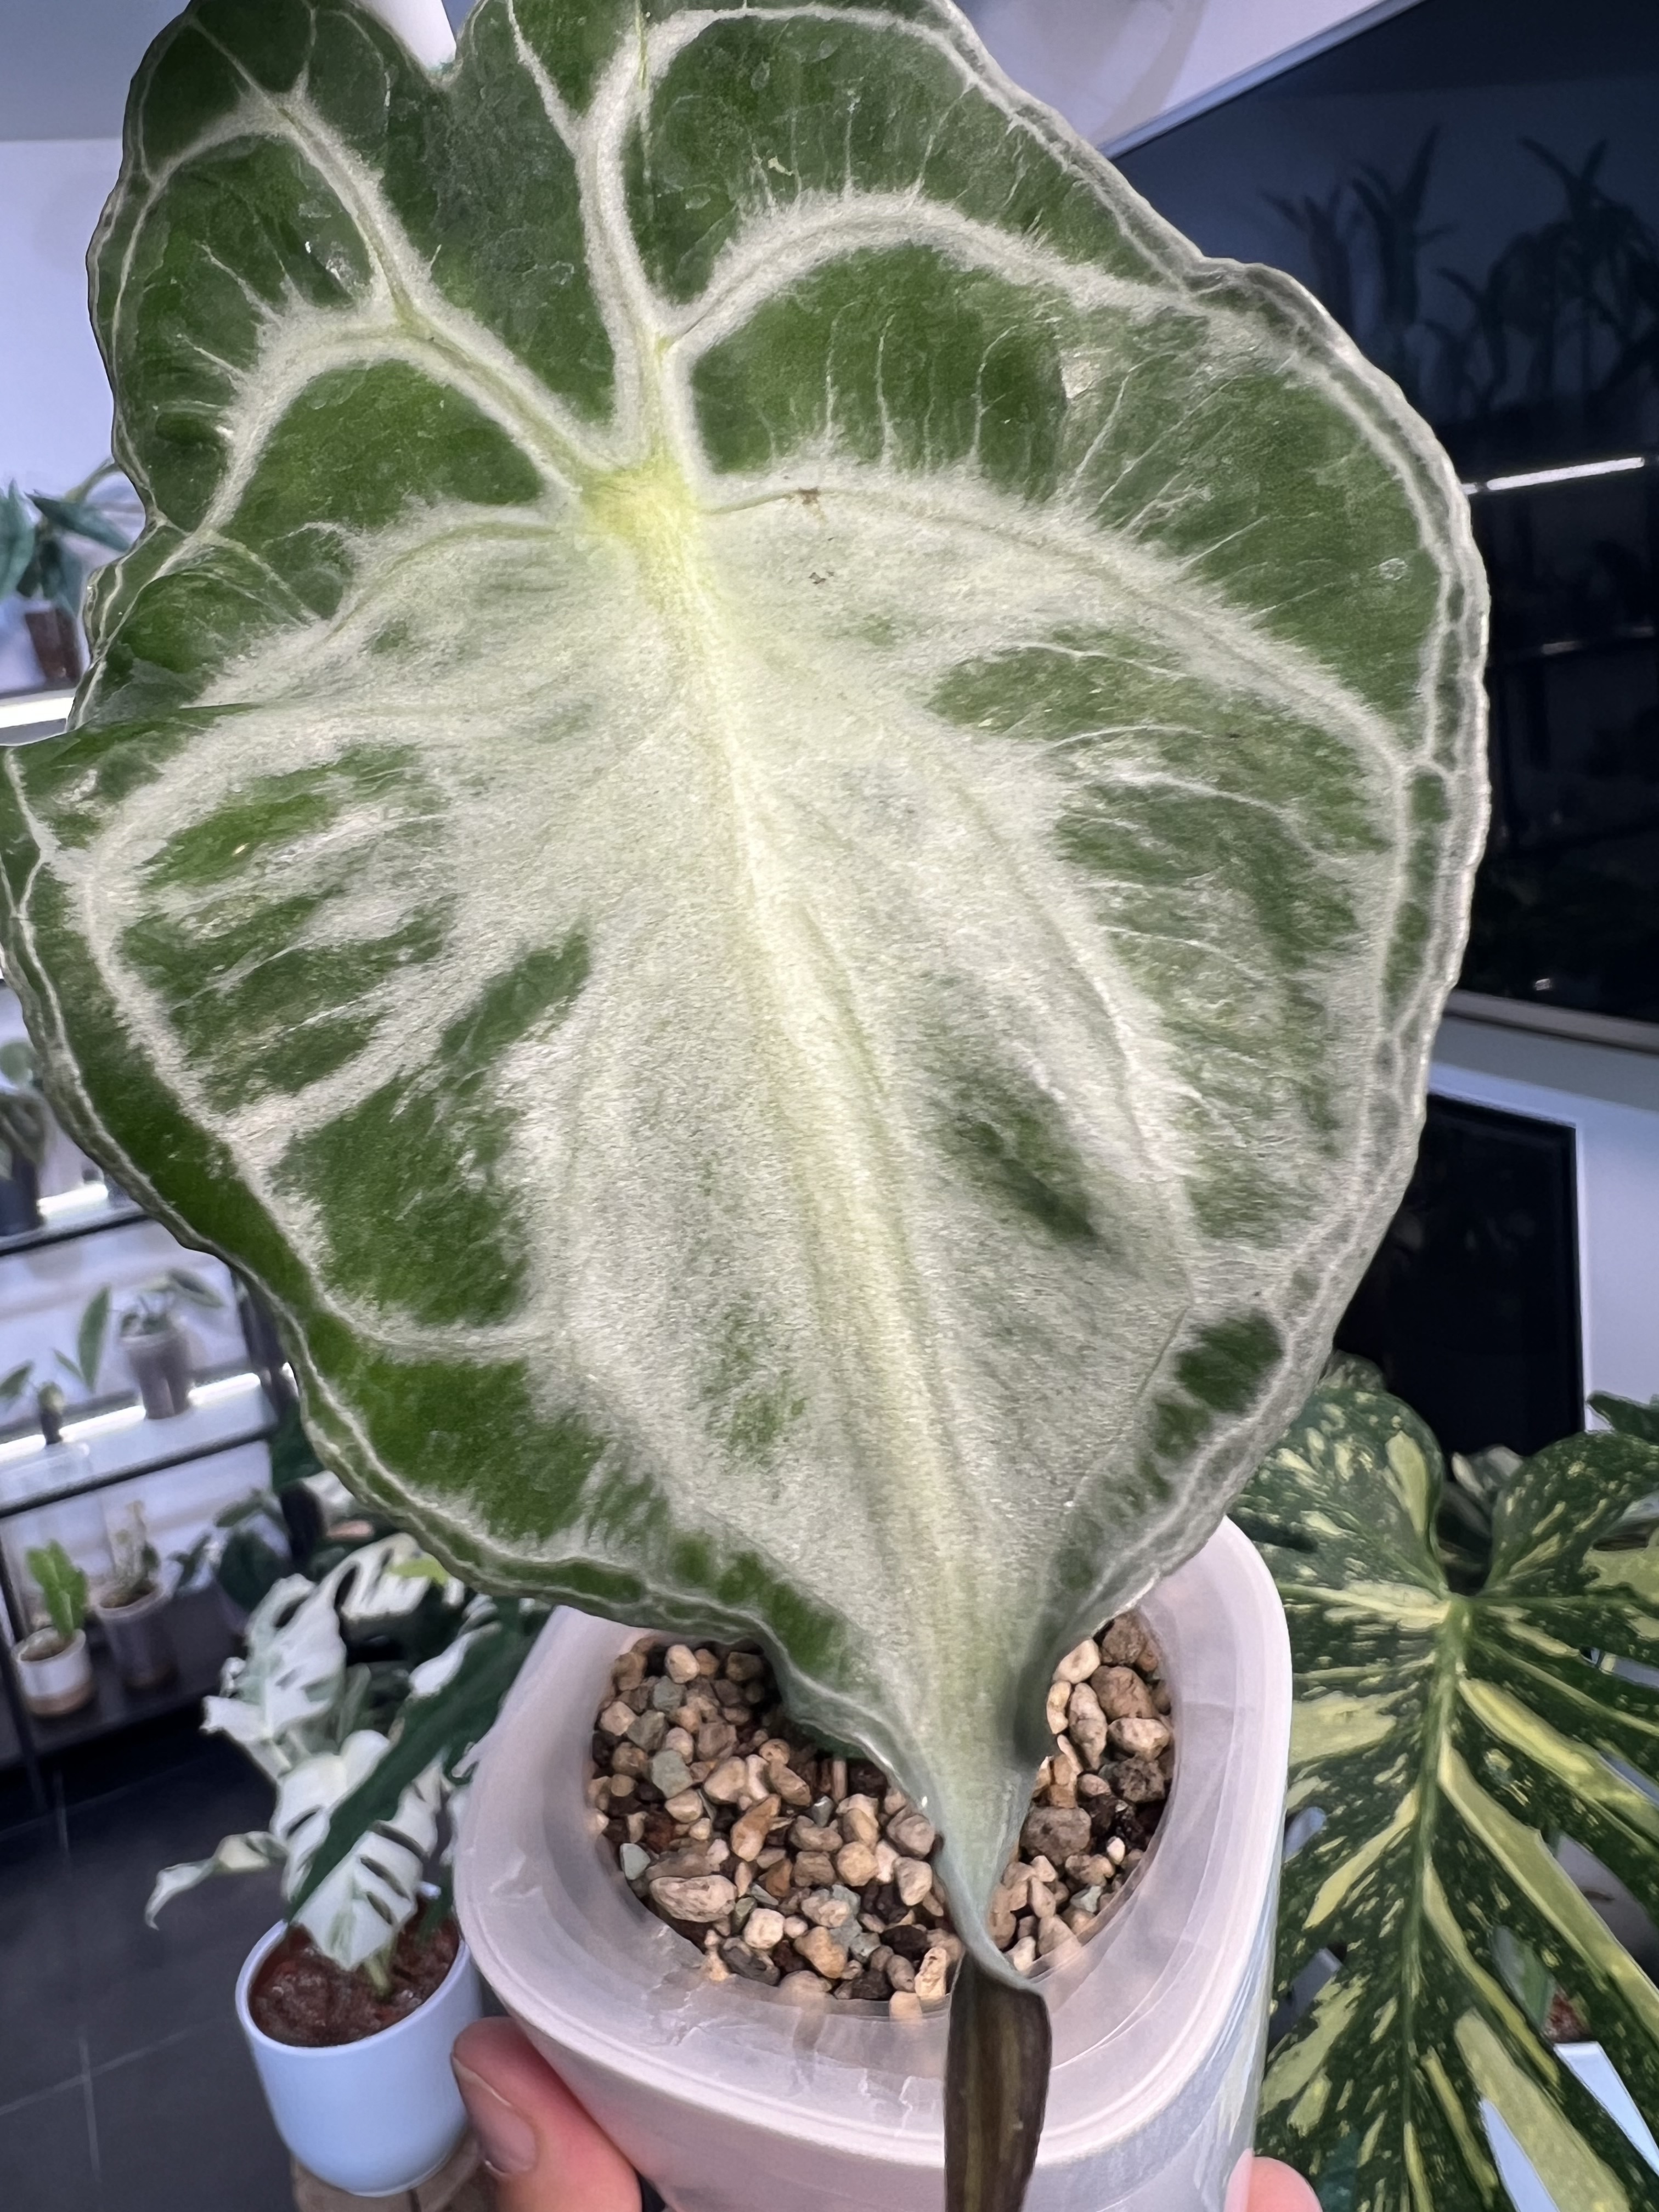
964, 0, 1421, 154
1431, 1017, 1659, 1411
0, 136, 122, 695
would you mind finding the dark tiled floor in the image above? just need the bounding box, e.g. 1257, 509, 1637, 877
0, 1715, 293, 2212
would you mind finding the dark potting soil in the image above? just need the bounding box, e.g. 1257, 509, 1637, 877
250, 1917, 460, 2047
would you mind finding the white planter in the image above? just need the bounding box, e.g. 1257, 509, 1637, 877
14, 1627, 95, 1717
457, 1519, 1291, 2212
235, 1922, 483, 2197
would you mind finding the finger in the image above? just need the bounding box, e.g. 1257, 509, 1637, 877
452, 2018, 642, 2212
1248, 2156, 1323, 2211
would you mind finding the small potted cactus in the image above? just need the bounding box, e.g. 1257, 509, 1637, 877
13, 1538, 95, 1717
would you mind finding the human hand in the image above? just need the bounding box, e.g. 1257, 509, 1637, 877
452, 2019, 1319, 2210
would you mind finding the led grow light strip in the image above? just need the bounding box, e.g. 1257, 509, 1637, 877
1463, 455, 1646, 496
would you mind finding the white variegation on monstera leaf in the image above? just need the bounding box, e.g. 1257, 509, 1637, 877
1, 0, 1486, 1959
1242, 1383, 1659, 2211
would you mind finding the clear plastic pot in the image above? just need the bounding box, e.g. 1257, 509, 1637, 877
457, 1519, 1291, 2212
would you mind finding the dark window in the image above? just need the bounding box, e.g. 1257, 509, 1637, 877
1116, 0, 1659, 1026
1335, 1096, 1582, 1455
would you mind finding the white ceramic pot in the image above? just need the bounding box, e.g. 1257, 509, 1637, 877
14, 1627, 95, 1717
457, 1519, 1292, 2212
235, 1922, 483, 2196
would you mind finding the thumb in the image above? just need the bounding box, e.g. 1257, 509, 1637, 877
452, 2019, 641, 2212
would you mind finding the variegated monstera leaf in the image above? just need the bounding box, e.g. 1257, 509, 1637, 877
1246, 1383, 1659, 2209
0, 0, 1486, 1940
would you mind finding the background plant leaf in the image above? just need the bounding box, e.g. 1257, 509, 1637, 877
0, 485, 35, 603
1245, 1383, 1659, 2209
0, 0, 1487, 1943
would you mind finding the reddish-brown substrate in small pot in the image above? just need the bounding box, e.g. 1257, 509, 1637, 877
251, 1919, 461, 2047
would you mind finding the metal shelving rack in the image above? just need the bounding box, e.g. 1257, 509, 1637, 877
0, 1200, 287, 1809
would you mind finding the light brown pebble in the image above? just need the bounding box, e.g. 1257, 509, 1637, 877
1022, 1805, 1091, 1862
873, 1841, 898, 1883
585, 1778, 610, 1810
733, 1861, 754, 1897
889, 1991, 923, 2021
836, 1842, 878, 1887
664, 1644, 699, 1684
781, 1972, 830, 2004
703, 1758, 749, 1804
1110, 1717, 1171, 1759
791, 1818, 841, 1854
663, 1788, 703, 1824
763, 1752, 814, 1808
795, 1852, 838, 1889
988, 1888, 1017, 1946
830, 1758, 848, 1802
610, 1775, 636, 1803
1066, 1684, 1108, 1768
649, 1875, 737, 1923
1064, 1907, 1099, 1938
1038, 1916, 1080, 1961
913, 1948, 950, 2003
797, 1926, 849, 1977
887, 1809, 936, 1858
663, 1725, 695, 1758
760, 1857, 795, 1901
743, 1907, 786, 1951
1026, 1854, 1057, 1883
801, 1890, 854, 1930
1009, 1936, 1038, 1973
1092, 1666, 1156, 1722
731, 1796, 781, 1861
1027, 1878, 1057, 1922
702, 1952, 731, 1984
611, 1742, 649, 1779
887, 1955, 917, 1991
1098, 1617, 1154, 1671
725, 1651, 767, 1683
613, 1651, 648, 1693
1071, 1854, 1115, 1889
598, 1698, 636, 1738
895, 1857, 934, 1908
1106, 1837, 1127, 1867
696, 1719, 737, 1763
1077, 1773, 1111, 1801
1045, 1680, 1072, 1735
694, 1649, 720, 1677
1054, 1638, 1101, 1686
783, 1915, 808, 1938
687, 1817, 713, 1843
838, 1795, 882, 1848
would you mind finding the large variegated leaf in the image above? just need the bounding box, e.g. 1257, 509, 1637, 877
0, 0, 1486, 1943
1244, 1384, 1659, 2209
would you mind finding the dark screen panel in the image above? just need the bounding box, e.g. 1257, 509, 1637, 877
1336, 1096, 1582, 1455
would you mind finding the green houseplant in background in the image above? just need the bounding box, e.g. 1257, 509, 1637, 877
0, 463, 136, 687
93, 1500, 177, 1691
117, 1266, 223, 1418
148, 1527, 544, 2194
12, 1536, 95, 1717
1239, 1375, 1659, 2209
0, 0, 1491, 2202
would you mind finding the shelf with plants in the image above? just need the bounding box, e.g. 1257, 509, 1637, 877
0, 981, 288, 1800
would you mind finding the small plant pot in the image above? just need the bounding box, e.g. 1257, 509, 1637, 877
13, 1627, 95, 1718
235, 1922, 483, 2197
23, 603, 82, 687
123, 1323, 194, 1419
0, 1155, 42, 1237
93, 1584, 176, 1690
458, 1520, 1291, 2212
